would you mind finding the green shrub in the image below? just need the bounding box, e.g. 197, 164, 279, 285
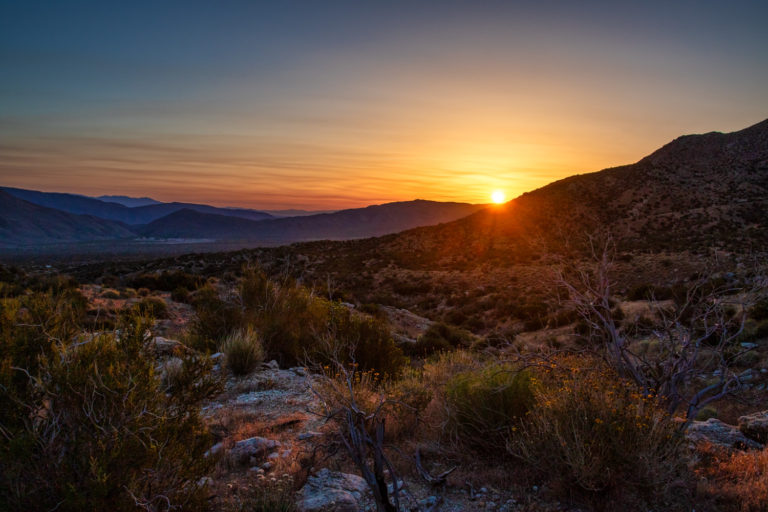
239, 268, 405, 375
404, 322, 472, 357
508, 358, 691, 510
221, 327, 264, 376
695, 405, 718, 421
0, 309, 219, 511
171, 286, 190, 303
132, 296, 169, 319
446, 363, 533, 451
100, 288, 121, 299
323, 303, 407, 377
190, 283, 243, 351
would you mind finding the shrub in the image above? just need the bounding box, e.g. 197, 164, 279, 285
221, 474, 297, 512
100, 288, 121, 299
508, 358, 691, 510
190, 283, 243, 351
404, 322, 472, 357
239, 268, 405, 375
696, 444, 768, 512
0, 310, 219, 511
132, 296, 168, 319
171, 286, 190, 303
446, 363, 534, 452
221, 327, 264, 376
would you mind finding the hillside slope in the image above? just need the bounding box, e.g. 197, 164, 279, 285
0, 191, 137, 247
374, 118, 768, 268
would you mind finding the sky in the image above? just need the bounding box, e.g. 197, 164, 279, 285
1, 0, 767, 210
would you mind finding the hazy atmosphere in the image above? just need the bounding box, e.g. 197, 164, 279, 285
2, 0, 766, 209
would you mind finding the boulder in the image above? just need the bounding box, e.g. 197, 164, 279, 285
229, 436, 281, 465
738, 410, 768, 444
298, 468, 370, 512
686, 418, 764, 450
153, 336, 183, 356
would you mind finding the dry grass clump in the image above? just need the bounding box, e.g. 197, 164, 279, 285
508, 357, 692, 511
218, 473, 297, 512
696, 443, 768, 512
221, 326, 265, 376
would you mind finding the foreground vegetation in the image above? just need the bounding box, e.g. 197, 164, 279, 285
0, 258, 766, 511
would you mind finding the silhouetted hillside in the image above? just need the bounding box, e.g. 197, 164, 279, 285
96, 195, 162, 207
139, 200, 487, 242
374, 118, 768, 267
0, 191, 137, 247
0, 187, 273, 224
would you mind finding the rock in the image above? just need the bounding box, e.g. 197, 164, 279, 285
298, 431, 323, 440
264, 360, 280, 370
230, 436, 281, 465
687, 418, 764, 450
204, 442, 223, 458
298, 468, 370, 512
197, 476, 213, 488
153, 336, 183, 356
291, 367, 307, 377
738, 410, 768, 444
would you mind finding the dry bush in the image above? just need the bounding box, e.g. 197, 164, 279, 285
221, 326, 264, 376
508, 357, 692, 511
696, 443, 768, 512
218, 473, 297, 512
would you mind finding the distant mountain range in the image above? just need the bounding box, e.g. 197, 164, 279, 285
0, 186, 486, 248
0, 187, 274, 225
0, 190, 136, 246
96, 195, 162, 207
139, 200, 485, 242
3, 118, 766, 253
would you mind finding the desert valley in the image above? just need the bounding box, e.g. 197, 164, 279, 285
2, 1, 768, 511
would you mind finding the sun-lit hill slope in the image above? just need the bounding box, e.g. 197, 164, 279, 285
0, 190, 138, 247
139, 200, 487, 241
371, 118, 768, 268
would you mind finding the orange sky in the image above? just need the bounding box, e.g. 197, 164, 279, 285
1, 1, 767, 209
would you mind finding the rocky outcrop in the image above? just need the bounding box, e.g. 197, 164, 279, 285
298, 468, 370, 512
686, 418, 764, 450
229, 436, 281, 465
738, 410, 768, 444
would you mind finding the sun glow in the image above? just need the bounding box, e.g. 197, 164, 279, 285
491, 190, 506, 204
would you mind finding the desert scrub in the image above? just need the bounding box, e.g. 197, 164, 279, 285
508, 357, 691, 511
403, 321, 473, 357
445, 363, 534, 452
221, 473, 297, 512
0, 307, 220, 511
131, 295, 169, 318
696, 443, 768, 512
221, 326, 265, 376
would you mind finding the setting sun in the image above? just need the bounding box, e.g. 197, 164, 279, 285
491, 190, 506, 204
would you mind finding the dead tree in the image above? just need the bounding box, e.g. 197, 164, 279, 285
309, 356, 403, 512
554, 235, 764, 427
